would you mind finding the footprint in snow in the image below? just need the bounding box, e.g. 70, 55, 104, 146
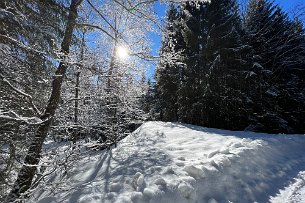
132, 172, 146, 192
177, 156, 186, 161
178, 182, 196, 199
154, 177, 167, 187
208, 150, 219, 158
109, 183, 122, 192
162, 167, 175, 175
151, 177, 168, 191
183, 165, 205, 179
176, 162, 185, 167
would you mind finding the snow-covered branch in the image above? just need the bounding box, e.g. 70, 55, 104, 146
0, 74, 41, 116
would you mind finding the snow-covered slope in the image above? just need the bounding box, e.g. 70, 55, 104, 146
31, 122, 305, 203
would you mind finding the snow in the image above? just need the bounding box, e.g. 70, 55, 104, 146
30, 121, 305, 203
270, 171, 305, 203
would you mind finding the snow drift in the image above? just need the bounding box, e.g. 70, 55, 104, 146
30, 122, 305, 203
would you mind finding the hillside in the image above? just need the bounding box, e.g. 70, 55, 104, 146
30, 122, 305, 203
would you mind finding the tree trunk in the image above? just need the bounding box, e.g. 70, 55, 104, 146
6, 0, 83, 202
74, 31, 85, 125
74, 71, 80, 124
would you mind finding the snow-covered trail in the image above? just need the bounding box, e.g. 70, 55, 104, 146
31, 122, 305, 203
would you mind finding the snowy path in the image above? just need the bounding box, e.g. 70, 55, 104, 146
31, 122, 305, 203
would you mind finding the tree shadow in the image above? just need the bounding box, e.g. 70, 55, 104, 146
35, 122, 305, 203
67, 150, 111, 203
165, 122, 305, 139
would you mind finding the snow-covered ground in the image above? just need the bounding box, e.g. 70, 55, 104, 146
30, 122, 305, 203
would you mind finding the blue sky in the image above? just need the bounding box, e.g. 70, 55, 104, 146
147, 0, 303, 79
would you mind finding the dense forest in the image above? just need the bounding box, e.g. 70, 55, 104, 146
0, 0, 304, 202
154, 0, 305, 134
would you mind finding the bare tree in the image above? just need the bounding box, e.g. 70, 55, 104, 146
5, 0, 83, 201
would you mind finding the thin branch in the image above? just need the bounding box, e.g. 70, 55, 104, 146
127, 0, 157, 10
112, 0, 162, 30
86, 0, 118, 35
130, 51, 160, 61
80, 1, 160, 62
0, 34, 48, 57
77, 23, 116, 41
0, 110, 44, 125
114, 0, 156, 11
0, 74, 41, 116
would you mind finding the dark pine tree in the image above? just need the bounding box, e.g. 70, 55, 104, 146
177, 0, 248, 129
280, 18, 305, 133
200, 0, 248, 130
245, 0, 305, 133
178, 1, 208, 125
156, 4, 184, 122
141, 79, 159, 120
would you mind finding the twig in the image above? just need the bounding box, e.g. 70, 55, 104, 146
77, 23, 116, 41
0, 74, 41, 116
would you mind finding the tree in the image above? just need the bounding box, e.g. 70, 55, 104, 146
1, 0, 68, 199
141, 79, 159, 120
201, 0, 249, 129
156, 4, 183, 122
5, 0, 83, 201
245, 0, 305, 133
75, 0, 156, 144
1, 0, 158, 201
176, 0, 248, 129
177, 1, 208, 125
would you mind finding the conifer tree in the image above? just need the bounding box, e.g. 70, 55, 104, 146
177, 0, 248, 129
156, 4, 184, 121
201, 0, 247, 129
245, 0, 305, 133
178, 1, 208, 125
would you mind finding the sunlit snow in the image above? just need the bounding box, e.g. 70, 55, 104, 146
30, 122, 305, 203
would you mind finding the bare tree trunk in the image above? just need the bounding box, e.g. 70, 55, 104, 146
6, 0, 83, 202
74, 71, 80, 124
72, 71, 80, 148
74, 31, 85, 125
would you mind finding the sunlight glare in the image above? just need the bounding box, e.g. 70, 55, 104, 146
116, 46, 129, 59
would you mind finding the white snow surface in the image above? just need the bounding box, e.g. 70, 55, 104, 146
30, 122, 305, 203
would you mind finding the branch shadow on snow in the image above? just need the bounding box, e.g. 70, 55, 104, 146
67, 150, 112, 203
35, 149, 112, 203
35, 127, 172, 203
34, 122, 305, 203
103, 133, 172, 187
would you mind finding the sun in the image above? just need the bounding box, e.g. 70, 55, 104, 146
116, 46, 129, 59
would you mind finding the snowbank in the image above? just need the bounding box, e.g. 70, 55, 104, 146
30, 122, 305, 203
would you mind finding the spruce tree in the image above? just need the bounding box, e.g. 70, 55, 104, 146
201, 0, 247, 129
178, 1, 208, 125
156, 4, 184, 121
245, 0, 305, 133
274, 17, 305, 133
177, 0, 247, 129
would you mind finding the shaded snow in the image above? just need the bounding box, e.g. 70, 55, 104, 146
30, 122, 305, 203
270, 171, 305, 203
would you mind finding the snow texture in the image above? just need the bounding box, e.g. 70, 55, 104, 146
30, 122, 305, 203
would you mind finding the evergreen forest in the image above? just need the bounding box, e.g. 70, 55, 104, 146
155, 0, 305, 134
